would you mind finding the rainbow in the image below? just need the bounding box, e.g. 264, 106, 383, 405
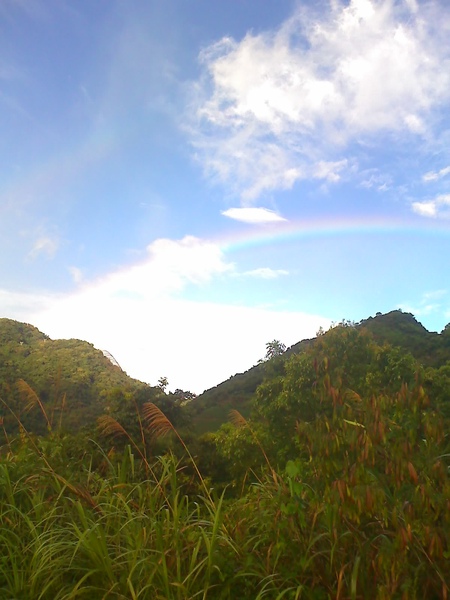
217, 213, 450, 254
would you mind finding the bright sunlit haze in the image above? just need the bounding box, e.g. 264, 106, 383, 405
1, 0, 450, 392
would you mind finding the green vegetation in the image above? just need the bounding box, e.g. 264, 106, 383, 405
192, 310, 450, 432
1, 312, 450, 598
0, 318, 162, 434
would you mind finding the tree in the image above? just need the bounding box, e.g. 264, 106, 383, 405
254, 325, 421, 463
263, 340, 286, 361
172, 389, 197, 404
157, 376, 169, 392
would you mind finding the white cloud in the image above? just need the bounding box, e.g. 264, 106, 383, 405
423, 290, 447, 301
399, 290, 447, 318
0, 288, 55, 321
411, 200, 438, 218
239, 267, 289, 279
30, 298, 328, 394
222, 207, 287, 224
0, 235, 329, 393
71, 236, 233, 304
28, 236, 59, 260
191, 0, 450, 200
313, 160, 349, 183
412, 194, 450, 218
69, 266, 83, 284
360, 170, 392, 191
422, 166, 450, 182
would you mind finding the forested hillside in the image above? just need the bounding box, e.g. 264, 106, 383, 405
0, 318, 161, 434
192, 310, 450, 432
1, 312, 450, 598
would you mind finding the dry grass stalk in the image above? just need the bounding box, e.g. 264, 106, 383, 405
97, 414, 130, 440
51, 471, 101, 513
58, 393, 66, 432
97, 414, 151, 471
229, 409, 248, 428
229, 409, 277, 483
96, 414, 165, 496
142, 402, 213, 503
133, 397, 148, 467
141, 402, 174, 440
0, 396, 53, 471
16, 379, 51, 430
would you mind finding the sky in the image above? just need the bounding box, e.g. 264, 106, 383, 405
1, 0, 450, 393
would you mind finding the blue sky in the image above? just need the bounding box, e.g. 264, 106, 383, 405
1, 0, 450, 393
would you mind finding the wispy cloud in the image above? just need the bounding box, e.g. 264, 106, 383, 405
68, 266, 83, 284
411, 194, 450, 218
239, 267, 289, 279
422, 166, 450, 183
360, 171, 393, 192
222, 207, 287, 224
399, 289, 448, 321
190, 0, 450, 200
28, 235, 59, 260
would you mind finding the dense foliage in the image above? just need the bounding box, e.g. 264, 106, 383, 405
1, 313, 450, 598
0, 318, 162, 434
192, 310, 450, 432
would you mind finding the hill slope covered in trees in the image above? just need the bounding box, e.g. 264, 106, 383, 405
1, 311, 450, 597
191, 310, 450, 432
0, 314, 450, 600
0, 318, 161, 434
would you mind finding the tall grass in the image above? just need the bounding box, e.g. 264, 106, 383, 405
0, 450, 242, 599
1, 381, 450, 599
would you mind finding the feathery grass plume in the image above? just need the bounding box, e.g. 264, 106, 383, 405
97, 414, 148, 465
142, 402, 213, 503
141, 402, 174, 440
16, 379, 51, 431
0, 396, 53, 471
96, 414, 166, 499
97, 414, 129, 439
50, 470, 101, 513
229, 409, 277, 483
229, 409, 248, 429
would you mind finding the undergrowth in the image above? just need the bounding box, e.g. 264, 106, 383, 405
1, 381, 449, 599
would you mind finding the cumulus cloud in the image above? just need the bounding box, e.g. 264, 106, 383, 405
31, 297, 328, 394
412, 194, 450, 218
222, 207, 287, 224
0, 288, 55, 321
74, 236, 233, 303
191, 0, 450, 200
0, 235, 329, 393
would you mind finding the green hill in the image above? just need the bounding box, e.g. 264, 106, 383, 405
0, 318, 160, 434
2, 310, 450, 436
360, 310, 450, 366
1, 313, 450, 599
191, 310, 450, 432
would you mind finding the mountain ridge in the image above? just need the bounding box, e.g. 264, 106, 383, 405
1, 310, 449, 434
191, 310, 450, 432
0, 317, 160, 433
